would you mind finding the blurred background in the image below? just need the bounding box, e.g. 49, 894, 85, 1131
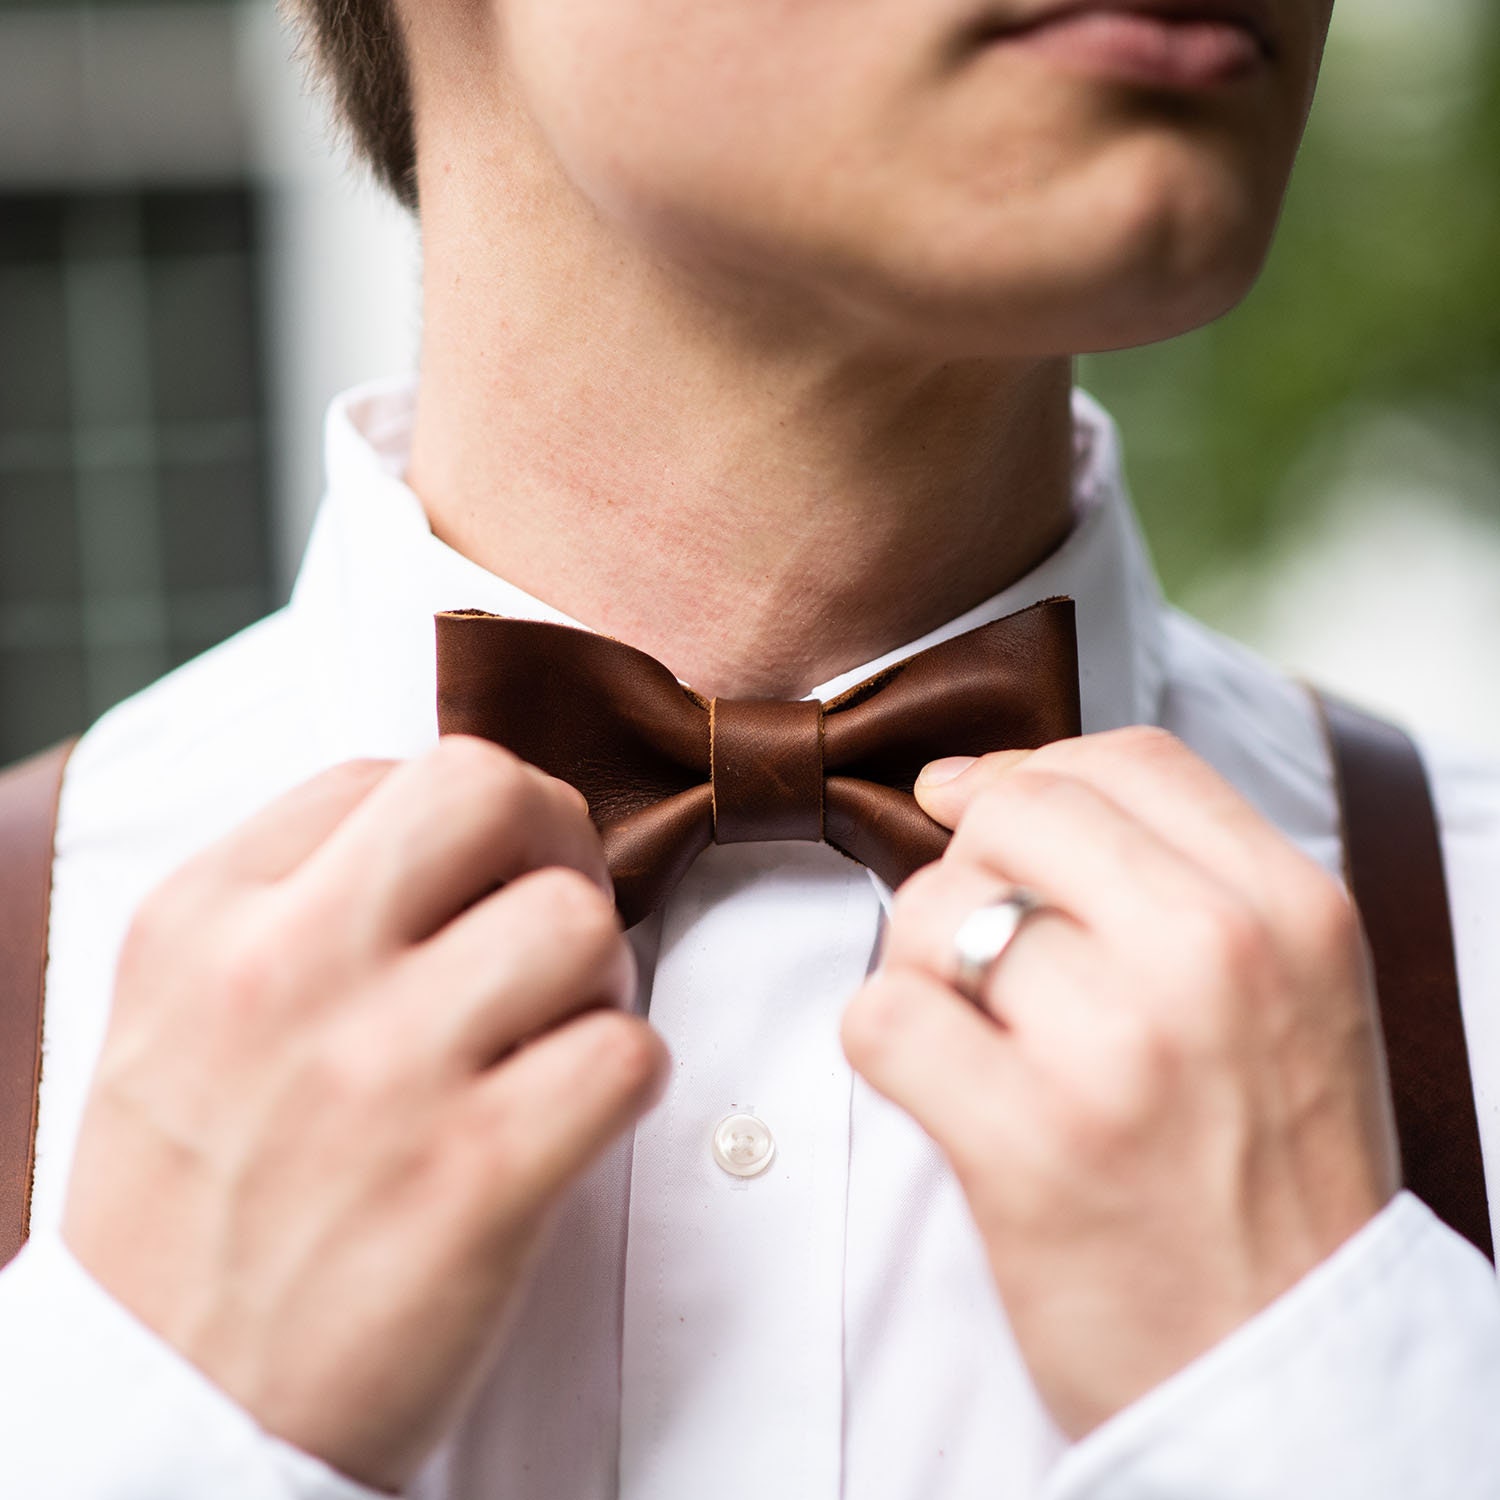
0, 0, 1496, 765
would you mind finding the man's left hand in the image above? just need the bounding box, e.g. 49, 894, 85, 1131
840, 727, 1401, 1439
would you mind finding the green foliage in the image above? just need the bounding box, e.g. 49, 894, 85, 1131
1082, 7, 1500, 594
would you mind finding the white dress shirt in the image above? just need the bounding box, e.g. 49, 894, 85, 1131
2, 381, 1498, 1499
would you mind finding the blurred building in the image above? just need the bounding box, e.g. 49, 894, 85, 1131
0, 0, 418, 762
1, 1, 1497, 764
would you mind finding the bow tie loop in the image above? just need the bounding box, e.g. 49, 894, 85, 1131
710, 698, 824, 846
435, 599, 1081, 926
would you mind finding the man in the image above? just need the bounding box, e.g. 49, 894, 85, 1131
1, 0, 1497, 1496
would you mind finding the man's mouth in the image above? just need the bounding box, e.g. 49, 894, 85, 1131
962, 2, 1277, 90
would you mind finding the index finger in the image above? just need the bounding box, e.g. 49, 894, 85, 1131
920, 729, 1327, 916
185, 759, 395, 886
293, 736, 610, 946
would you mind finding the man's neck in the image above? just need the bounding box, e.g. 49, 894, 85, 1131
407, 164, 1077, 702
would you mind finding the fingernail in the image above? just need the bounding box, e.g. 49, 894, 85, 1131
919, 756, 977, 787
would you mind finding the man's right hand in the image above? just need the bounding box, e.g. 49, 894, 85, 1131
61, 737, 668, 1493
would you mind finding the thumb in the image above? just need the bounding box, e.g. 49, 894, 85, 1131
913, 749, 1034, 829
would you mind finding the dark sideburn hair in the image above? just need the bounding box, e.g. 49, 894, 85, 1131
285, 0, 418, 210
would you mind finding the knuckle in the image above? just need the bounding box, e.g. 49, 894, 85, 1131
540, 772, 593, 824
526, 865, 621, 951
449, 744, 566, 843
431, 734, 525, 802
208, 902, 313, 1023
889, 861, 950, 925
1055, 1088, 1135, 1167
276, 871, 380, 968
955, 766, 1087, 843
115, 916, 171, 1010
124, 875, 191, 955
323, 757, 392, 794
1298, 872, 1362, 963
947, 749, 1030, 792
1113, 723, 1182, 759
839, 973, 912, 1073
1176, 891, 1269, 978
1029, 724, 1179, 772
1007, 766, 1084, 807
949, 780, 1025, 846
1117, 1009, 1181, 1093
1099, 994, 1176, 1078
1024, 736, 1087, 772
215, 926, 282, 1013
1055, 1020, 1172, 1157
309, 1023, 406, 1110
582, 1012, 670, 1099
1095, 724, 1184, 768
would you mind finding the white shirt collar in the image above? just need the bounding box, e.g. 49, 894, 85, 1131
292, 377, 1167, 762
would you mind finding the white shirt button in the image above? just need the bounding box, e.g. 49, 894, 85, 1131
712, 1112, 775, 1178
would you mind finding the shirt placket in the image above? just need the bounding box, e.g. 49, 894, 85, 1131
617, 840, 875, 1500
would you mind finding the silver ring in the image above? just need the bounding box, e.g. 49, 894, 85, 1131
950, 888, 1041, 1003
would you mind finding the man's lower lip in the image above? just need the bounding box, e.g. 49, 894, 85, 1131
980, 11, 1267, 90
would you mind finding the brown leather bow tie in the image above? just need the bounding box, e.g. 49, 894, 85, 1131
435, 598, 1081, 927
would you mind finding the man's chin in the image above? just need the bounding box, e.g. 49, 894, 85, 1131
784, 149, 1284, 357
809, 240, 1270, 363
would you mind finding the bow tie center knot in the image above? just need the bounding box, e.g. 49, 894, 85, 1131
709, 698, 825, 846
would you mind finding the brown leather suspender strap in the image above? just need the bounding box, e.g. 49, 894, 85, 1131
1314, 692, 1494, 1262
0, 739, 74, 1268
